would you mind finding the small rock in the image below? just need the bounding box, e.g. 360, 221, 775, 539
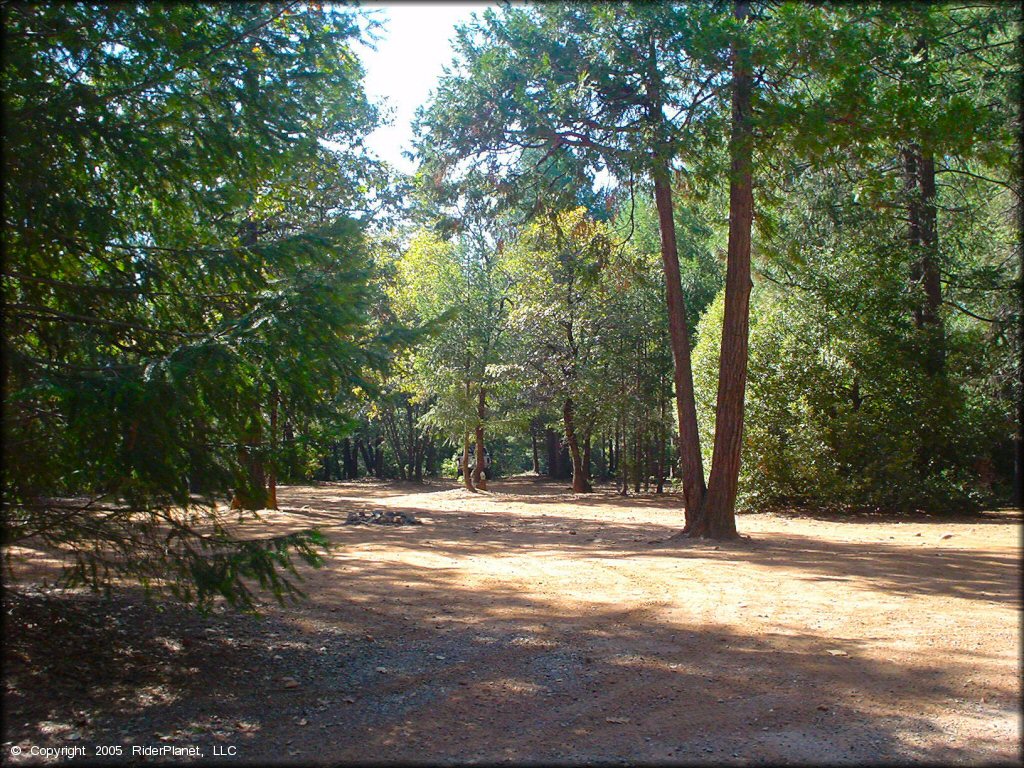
296, 718, 307, 726
281, 677, 300, 689
376, 667, 387, 674
826, 649, 848, 657
817, 705, 829, 711
606, 717, 630, 724
343, 696, 356, 704
941, 533, 953, 540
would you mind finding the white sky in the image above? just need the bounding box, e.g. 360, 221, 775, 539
357, 3, 494, 175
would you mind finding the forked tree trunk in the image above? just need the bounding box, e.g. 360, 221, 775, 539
687, 0, 752, 540
473, 388, 487, 490
563, 397, 592, 493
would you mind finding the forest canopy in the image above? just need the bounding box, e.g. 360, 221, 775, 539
2, 2, 1021, 605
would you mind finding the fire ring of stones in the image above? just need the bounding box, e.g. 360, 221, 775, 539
345, 509, 422, 526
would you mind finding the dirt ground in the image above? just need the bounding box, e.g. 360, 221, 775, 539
4, 477, 1021, 765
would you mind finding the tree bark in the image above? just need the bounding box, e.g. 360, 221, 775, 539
267, 381, 278, 510
644, 35, 706, 530
462, 430, 476, 492
905, 143, 945, 374
356, 436, 375, 477
688, 0, 752, 540
563, 397, 592, 493
531, 424, 540, 474
374, 436, 384, 478
652, 168, 705, 521
231, 415, 266, 511
1016, 243, 1024, 509
425, 438, 437, 478
582, 431, 592, 488
473, 388, 488, 490
342, 437, 358, 479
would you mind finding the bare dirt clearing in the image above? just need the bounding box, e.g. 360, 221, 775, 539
5, 477, 1021, 765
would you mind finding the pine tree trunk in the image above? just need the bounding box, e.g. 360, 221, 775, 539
917, 149, 945, 374
652, 169, 706, 523
563, 397, 592, 493
473, 388, 487, 490
531, 426, 540, 474
645, 35, 706, 529
688, 0, 752, 540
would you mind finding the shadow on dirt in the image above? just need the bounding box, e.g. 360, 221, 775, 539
270, 479, 1021, 608
3, 569, 1017, 765
3, 478, 1019, 765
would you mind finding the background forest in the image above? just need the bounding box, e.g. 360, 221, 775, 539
3, 2, 1021, 605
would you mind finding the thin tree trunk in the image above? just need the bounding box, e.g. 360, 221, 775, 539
645, 38, 706, 529
473, 388, 487, 490
356, 436, 374, 477
267, 381, 278, 510
563, 397, 592, 493
462, 431, 476, 492
582, 431, 592, 488
653, 169, 706, 522
231, 415, 266, 511
689, 0, 752, 540
531, 425, 540, 474
656, 395, 666, 494
425, 438, 437, 478
918, 150, 945, 374
342, 437, 358, 479
633, 425, 642, 494
1016, 242, 1024, 509
545, 427, 557, 476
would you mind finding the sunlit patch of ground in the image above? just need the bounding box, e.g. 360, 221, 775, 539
4, 477, 1020, 765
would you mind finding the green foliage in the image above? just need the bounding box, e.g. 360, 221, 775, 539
2, 3, 396, 609
693, 166, 1016, 513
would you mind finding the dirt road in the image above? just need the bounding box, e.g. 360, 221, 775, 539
4, 478, 1021, 765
